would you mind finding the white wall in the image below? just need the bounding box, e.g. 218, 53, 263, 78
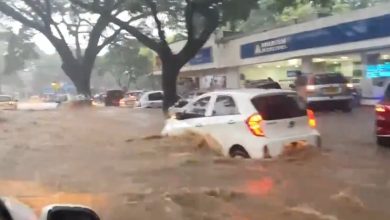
176, 3, 390, 73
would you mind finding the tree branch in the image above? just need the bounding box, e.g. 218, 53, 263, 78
23, 0, 49, 26
97, 28, 122, 52
176, 2, 219, 65
72, 0, 161, 53
0, 2, 45, 32
110, 17, 161, 53
75, 20, 83, 60
144, 0, 166, 44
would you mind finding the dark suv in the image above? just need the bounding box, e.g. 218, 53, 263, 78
306, 73, 353, 112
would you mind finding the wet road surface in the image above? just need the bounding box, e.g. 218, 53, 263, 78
0, 106, 389, 220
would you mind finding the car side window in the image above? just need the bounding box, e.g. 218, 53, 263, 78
212, 96, 239, 116
187, 96, 211, 116
148, 92, 163, 101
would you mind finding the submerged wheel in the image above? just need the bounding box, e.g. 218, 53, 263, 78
377, 136, 390, 147
229, 145, 250, 159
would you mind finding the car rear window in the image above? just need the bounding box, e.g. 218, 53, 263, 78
0, 96, 11, 102
107, 90, 124, 98
312, 73, 347, 85
251, 94, 306, 120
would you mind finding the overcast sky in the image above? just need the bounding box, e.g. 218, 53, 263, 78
33, 34, 56, 54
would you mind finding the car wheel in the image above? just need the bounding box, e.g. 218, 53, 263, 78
229, 146, 250, 159
341, 101, 352, 113
377, 136, 390, 146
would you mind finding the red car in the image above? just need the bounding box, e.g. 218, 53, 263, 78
376, 95, 390, 146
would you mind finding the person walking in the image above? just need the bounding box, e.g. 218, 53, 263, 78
294, 71, 308, 101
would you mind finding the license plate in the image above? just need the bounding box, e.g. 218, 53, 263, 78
284, 140, 308, 147
282, 140, 308, 154
323, 87, 339, 94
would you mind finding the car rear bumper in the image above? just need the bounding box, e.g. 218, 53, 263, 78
307, 95, 353, 103
243, 131, 321, 159
376, 118, 390, 136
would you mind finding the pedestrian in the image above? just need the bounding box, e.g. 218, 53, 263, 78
294, 71, 308, 101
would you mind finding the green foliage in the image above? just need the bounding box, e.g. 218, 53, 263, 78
240, 0, 390, 32
3, 27, 39, 75
100, 38, 152, 89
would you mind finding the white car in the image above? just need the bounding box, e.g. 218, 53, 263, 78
138, 91, 164, 108
162, 89, 321, 159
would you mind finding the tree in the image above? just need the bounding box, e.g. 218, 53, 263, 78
100, 38, 152, 90
3, 27, 39, 75
0, 0, 124, 96
73, 0, 258, 113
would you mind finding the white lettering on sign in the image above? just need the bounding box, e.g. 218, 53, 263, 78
254, 37, 288, 55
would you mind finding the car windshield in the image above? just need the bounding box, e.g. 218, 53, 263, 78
1, 1, 390, 220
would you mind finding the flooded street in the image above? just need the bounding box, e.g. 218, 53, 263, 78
0, 107, 390, 220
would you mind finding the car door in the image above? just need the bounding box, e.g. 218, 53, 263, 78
200, 95, 246, 152
180, 95, 214, 132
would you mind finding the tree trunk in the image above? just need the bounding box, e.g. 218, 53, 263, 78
62, 62, 92, 97
161, 59, 180, 115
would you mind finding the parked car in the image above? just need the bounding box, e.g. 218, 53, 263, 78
29, 95, 43, 103
245, 79, 282, 89
0, 95, 17, 110
305, 73, 353, 112
138, 91, 164, 108
162, 89, 321, 159
376, 85, 390, 146
105, 90, 124, 106
119, 90, 144, 108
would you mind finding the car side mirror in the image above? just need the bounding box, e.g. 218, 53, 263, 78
0, 197, 36, 220
41, 205, 100, 220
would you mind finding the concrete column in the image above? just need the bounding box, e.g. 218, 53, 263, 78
301, 56, 314, 75
360, 52, 382, 105
225, 67, 240, 89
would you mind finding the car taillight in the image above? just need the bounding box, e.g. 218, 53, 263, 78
307, 109, 317, 128
376, 104, 387, 113
306, 85, 315, 91
346, 83, 354, 89
246, 113, 265, 137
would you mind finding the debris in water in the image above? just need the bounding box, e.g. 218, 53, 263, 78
287, 204, 338, 220
125, 134, 163, 142
202, 188, 244, 201
330, 189, 365, 209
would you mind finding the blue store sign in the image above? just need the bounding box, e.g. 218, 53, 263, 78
189, 47, 213, 65
241, 14, 390, 59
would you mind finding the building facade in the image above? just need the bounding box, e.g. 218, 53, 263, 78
168, 3, 390, 104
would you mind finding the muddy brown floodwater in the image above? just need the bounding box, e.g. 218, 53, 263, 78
0, 107, 390, 220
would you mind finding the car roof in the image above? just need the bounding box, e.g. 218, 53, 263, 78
144, 90, 163, 94
311, 72, 342, 77
204, 89, 295, 98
